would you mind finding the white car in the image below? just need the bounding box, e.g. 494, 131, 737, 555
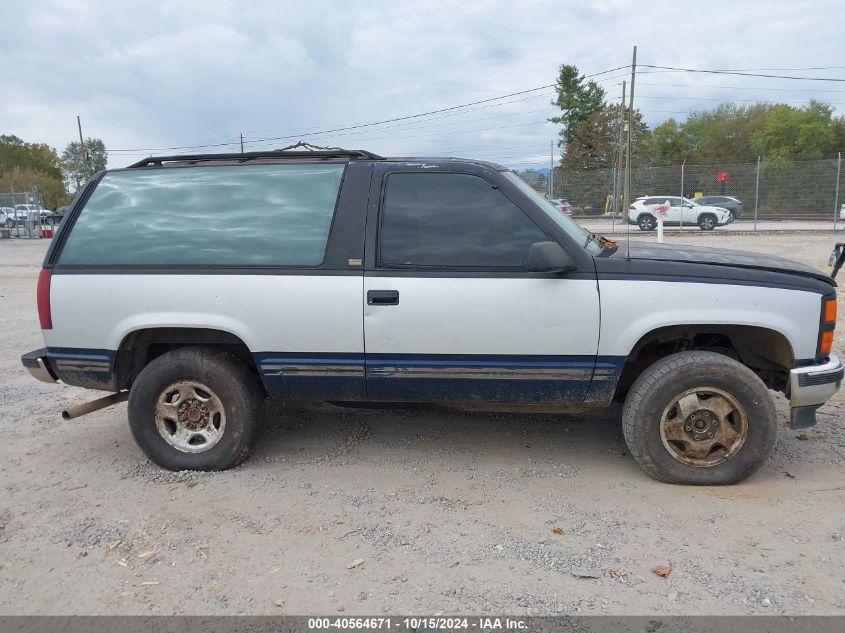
628, 196, 732, 231
549, 198, 572, 215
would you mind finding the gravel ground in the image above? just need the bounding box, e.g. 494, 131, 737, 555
0, 234, 843, 616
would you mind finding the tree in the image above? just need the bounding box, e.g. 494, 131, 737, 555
515, 168, 548, 192
61, 138, 107, 189
750, 101, 836, 161
0, 135, 63, 180
0, 166, 70, 208
563, 104, 651, 170
549, 65, 606, 154
0, 135, 67, 207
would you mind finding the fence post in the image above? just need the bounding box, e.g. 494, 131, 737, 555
835, 152, 842, 231
753, 156, 761, 231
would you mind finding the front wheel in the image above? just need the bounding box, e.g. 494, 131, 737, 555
622, 351, 777, 484
638, 214, 656, 231
128, 348, 265, 471
698, 214, 717, 230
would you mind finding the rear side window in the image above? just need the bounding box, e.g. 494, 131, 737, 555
58, 164, 345, 266
379, 172, 547, 268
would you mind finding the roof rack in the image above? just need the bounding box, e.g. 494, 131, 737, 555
127, 148, 383, 168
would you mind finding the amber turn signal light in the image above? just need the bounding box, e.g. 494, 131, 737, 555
820, 330, 834, 356
824, 298, 837, 324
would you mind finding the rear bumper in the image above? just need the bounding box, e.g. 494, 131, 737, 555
789, 353, 843, 428
21, 347, 58, 384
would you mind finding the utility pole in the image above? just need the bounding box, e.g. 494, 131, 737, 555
549, 139, 554, 198
76, 115, 89, 164
613, 80, 627, 222
76, 115, 90, 190
624, 46, 637, 258
240, 132, 245, 154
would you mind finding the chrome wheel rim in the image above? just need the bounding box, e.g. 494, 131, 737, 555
154, 381, 226, 453
660, 387, 747, 467
701, 217, 714, 229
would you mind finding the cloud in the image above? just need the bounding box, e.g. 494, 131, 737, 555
1, 0, 841, 170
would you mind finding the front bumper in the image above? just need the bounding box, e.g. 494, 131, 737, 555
21, 347, 58, 384
789, 353, 843, 428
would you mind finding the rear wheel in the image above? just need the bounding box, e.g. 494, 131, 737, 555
622, 351, 777, 484
638, 214, 656, 231
128, 348, 265, 471
698, 214, 717, 230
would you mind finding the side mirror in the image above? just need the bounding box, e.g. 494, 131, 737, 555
526, 241, 576, 273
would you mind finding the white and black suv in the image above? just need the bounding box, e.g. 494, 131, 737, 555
628, 196, 732, 231
21, 149, 843, 484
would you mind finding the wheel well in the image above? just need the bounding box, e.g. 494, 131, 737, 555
614, 325, 794, 400
114, 328, 261, 391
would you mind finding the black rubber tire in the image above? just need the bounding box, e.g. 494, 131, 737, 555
698, 214, 717, 230
638, 214, 656, 231
128, 348, 265, 471
622, 351, 777, 485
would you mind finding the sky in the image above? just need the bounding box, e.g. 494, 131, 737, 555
2, 0, 844, 170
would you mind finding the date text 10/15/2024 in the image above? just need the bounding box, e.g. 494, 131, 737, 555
307, 617, 528, 630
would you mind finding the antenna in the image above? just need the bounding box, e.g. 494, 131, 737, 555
625, 45, 637, 260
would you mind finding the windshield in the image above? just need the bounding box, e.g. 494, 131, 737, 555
683, 197, 700, 206
502, 171, 602, 255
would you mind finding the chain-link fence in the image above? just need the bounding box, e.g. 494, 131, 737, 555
553, 157, 844, 222
0, 189, 51, 239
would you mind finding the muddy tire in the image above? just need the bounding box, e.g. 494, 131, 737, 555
637, 214, 656, 231
128, 348, 265, 471
622, 351, 777, 485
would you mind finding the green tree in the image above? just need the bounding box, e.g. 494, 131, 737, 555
0, 165, 70, 208
549, 64, 606, 153
563, 104, 651, 170
650, 118, 694, 166
0, 135, 67, 207
750, 101, 836, 161
62, 138, 107, 189
0, 135, 63, 180
515, 168, 548, 192
833, 116, 845, 153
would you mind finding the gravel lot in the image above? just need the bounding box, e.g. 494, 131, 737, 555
1, 233, 843, 616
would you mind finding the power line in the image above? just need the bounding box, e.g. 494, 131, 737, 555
635, 94, 845, 106
638, 65, 845, 82
108, 65, 629, 153
638, 81, 845, 93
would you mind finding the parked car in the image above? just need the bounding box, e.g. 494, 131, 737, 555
695, 196, 743, 220
549, 197, 572, 215
21, 149, 841, 484
4, 206, 28, 227
628, 196, 732, 231
0, 207, 12, 227
14, 204, 52, 223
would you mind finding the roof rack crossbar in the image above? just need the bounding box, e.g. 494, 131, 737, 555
128, 149, 383, 168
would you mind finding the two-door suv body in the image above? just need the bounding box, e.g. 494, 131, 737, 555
22, 149, 843, 483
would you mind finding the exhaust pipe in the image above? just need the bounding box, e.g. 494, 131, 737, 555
62, 391, 129, 420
